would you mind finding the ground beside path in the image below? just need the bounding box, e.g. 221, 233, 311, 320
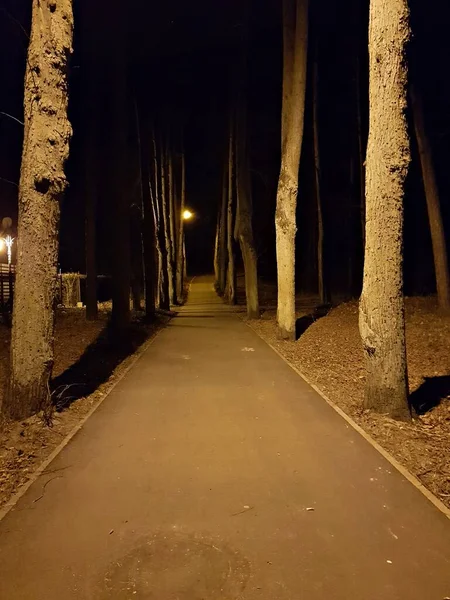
0, 276, 449, 599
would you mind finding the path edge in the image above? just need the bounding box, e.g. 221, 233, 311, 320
245, 320, 450, 521
0, 325, 165, 523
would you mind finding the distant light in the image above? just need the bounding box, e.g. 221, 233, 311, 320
183, 210, 194, 221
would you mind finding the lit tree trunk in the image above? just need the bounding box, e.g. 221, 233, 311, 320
410, 86, 450, 311
312, 45, 326, 305
235, 49, 259, 319
166, 137, 176, 304
176, 144, 186, 301
151, 127, 165, 310
3, 0, 73, 420
160, 132, 173, 309
359, 0, 411, 419
275, 0, 309, 339
226, 110, 237, 304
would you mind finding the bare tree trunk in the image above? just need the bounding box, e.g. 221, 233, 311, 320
226, 110, 237, 304
410, 86, 450, 311
134, 105, 156, 317
235, 45, 259, 319
108, 12, 130, 332
176, 145, 186, 301
359, 0, 411, 420
218, 167, 228, 295
166, 137, 176, 305
3, 0, 73, 421
312, 45, 326, 305
160, 132, 173, 309
150, 127, 164, 309
275, 0, 309, 340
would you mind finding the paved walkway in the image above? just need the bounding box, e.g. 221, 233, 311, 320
0, 277, 449, 599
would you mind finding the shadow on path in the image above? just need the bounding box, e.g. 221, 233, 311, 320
51, 317, 164, 411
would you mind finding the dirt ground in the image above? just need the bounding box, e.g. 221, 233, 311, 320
249, 295, 450, 509
0, 309, 168, 510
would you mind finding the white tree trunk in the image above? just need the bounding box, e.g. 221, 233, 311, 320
359, 0, 411, 419
4, 0, 74, 420
275, 0, 309, 339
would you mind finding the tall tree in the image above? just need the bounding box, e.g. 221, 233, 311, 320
235, 37, 259, 319
153, 127, 170, 311
225, 109, 237, 304
3, 0, 74, 420
275, 0, 309, 339
359, 0, 411, 419
107, 3, 131, 332
160, 130, 174, 308
410, 87, 450, 311
176, 140, 186, 301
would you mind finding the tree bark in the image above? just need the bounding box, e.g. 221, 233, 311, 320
226, 110, 237, 304
275, 0, 309, 339
3, 0, 73, 421
234, 33, 259, 319
359, 0, 411, 420
410, 86, 450, 311
166, 136, 176, 305
150, 127, 165, 310
218, 166, 228, 295
176, 144, 186, 301
107, 10, 130, 333
135, 106, 156, 318
312, 46, 326, 305
160, 131, 173, 309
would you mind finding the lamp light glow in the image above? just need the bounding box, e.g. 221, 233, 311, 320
182, 209, 194, 221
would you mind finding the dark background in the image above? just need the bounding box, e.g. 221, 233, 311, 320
1, 0, 449, 298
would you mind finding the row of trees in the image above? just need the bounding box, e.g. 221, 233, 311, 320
214, 0, 449, 420
2, 0, 188, 421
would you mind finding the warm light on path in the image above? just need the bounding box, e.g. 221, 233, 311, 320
183, 209, 194, 221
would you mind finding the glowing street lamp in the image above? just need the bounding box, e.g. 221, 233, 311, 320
0, 235, 14, 265
182, 209, 194, 221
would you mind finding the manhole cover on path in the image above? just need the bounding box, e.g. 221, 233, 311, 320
95, 531, 250, 599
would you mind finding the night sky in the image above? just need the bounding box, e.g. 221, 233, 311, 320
1, 0, 450, 294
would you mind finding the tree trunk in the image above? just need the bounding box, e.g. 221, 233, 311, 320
275, 0, 309, 340
226, 110, 237, 304
3, 0, 73, 421
218, 166, 228, 295
359, 0, 411, 420
151, 127, 165, 310
410, 86, 450, 311
160, 132, 173, 309
312, 46, 326, 305
176, 145, 186, 301
167, 139, 178, 304
135, 107, 156, 318
214, 209, 220, 287
108, 11, 130, 332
